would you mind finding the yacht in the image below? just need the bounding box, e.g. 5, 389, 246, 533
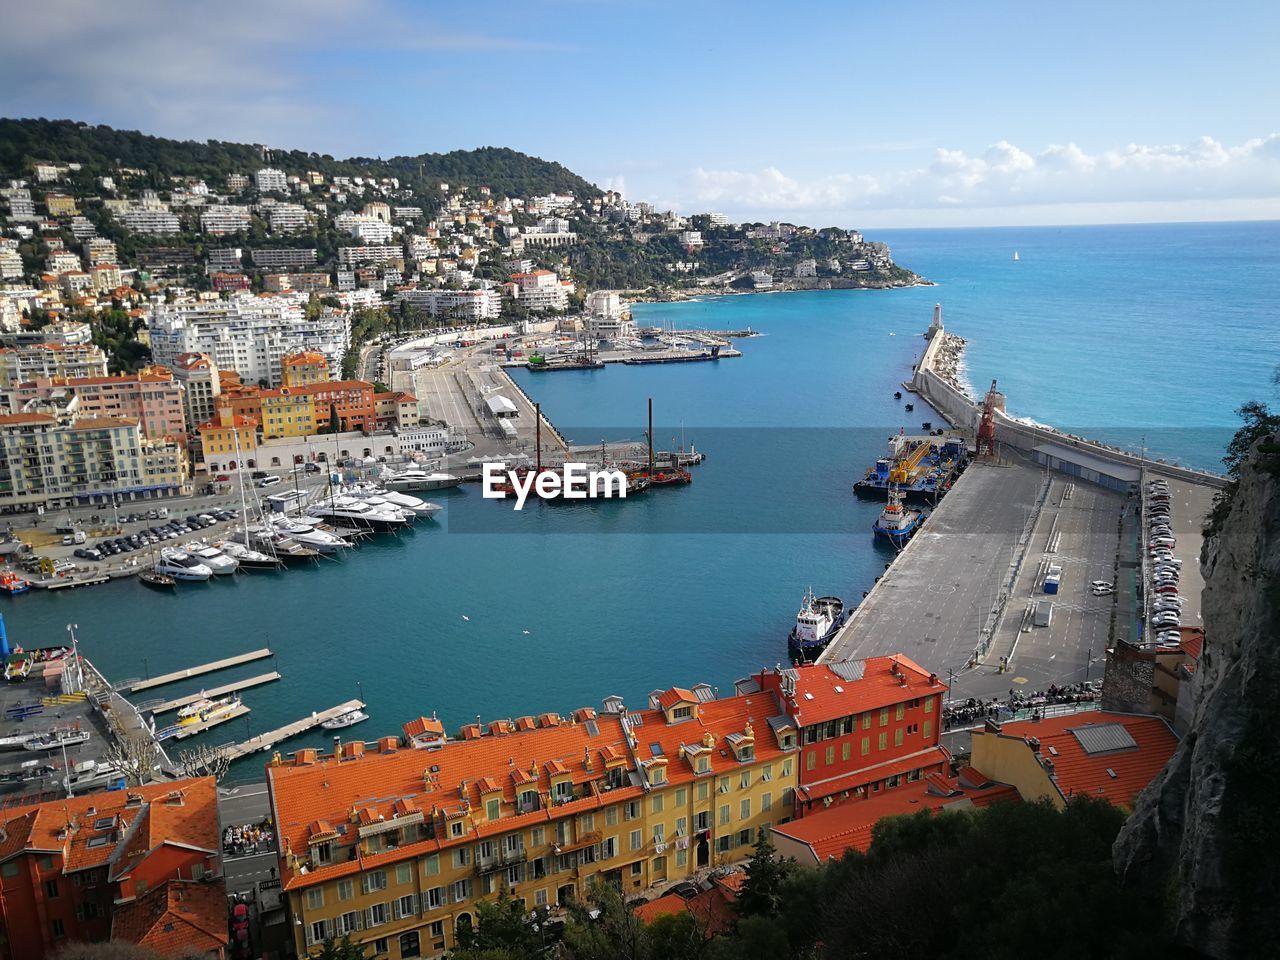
786, 590, 847, 664
268, 517, 350, 554
217, 540, 282, 570
182, 543, 240, 575
342, 485, 428, 519
155, 549, 214, 581
383, 468, 462, 492
308, 496, 408, 532
246, 527, 320, 562
24, 727, 91, 751
62, 760, 126, 794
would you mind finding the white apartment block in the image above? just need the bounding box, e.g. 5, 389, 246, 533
250, 248, 319, 270
794, 259, 818, 278
395, 288, 502, 321
0, 249, 23, 280
256, 168, 289, 193
750, 270, 774, 290
84, 238, 119, 267
679, 230, 704, 249
47, 251, 82, 275
338, 245, 404, 267
206, 248, 244, 273
706, 212, 730, 227
148, 296, 350, 387
0, 342, 109, 389
118, 208, 182, 234
585, 290, 625, 319
201, 205, 252, 235
267, 203, 310, 233
335, 213, 394, 244
70, 217, 98, 240
227, 173, 250, 192
6, 190, 37, 221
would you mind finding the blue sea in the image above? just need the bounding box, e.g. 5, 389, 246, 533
7, 220, 1277, 780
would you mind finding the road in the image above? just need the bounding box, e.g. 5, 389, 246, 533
1145, 473, 1214, 631
219, 783, 279, 895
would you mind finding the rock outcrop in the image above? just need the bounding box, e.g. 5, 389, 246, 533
1114, 435, 1280, 958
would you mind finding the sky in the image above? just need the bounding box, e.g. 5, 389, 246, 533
2, 0, 1279, 228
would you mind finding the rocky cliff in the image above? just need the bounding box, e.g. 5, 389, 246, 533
1114, 434, 1280, 958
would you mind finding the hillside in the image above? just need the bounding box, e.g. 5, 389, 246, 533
0, 118, 601, 199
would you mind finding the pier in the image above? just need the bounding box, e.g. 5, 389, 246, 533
142, 672, 282, 714
222, 699, 365, 761
160, 703, 251, 741
125, 649, 274, 693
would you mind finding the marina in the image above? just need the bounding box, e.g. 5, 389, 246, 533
141, 672, 283, 714
126, 648, 274, 693
160, 700, 250, 741
223, 699, 367, 761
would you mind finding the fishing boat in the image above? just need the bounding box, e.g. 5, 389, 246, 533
23, 726, 91, 751
786, 590, 847, 664
155, 549, 214, 581
872, 488, 923, 544
383, 468, 461, 492
0, 572, 31, 596
321, 708, 370, 730
139, 569, 177, 590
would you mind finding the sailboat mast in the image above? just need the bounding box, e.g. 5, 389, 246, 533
535, 402, 542, 474
232, 428, 251, 547
648, 397, 654, 476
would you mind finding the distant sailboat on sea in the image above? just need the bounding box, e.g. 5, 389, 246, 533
1013, 250, 1020, 261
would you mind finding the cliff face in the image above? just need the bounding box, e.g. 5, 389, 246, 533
1114, 436, 1280, 958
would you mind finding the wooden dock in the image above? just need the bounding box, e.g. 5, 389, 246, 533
223, 699, 365, 761
145, 672, 282, 714
127, 649, 273, 693
161, 704, 251, 742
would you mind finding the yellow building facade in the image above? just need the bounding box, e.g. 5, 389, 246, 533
259, 388, 317, 440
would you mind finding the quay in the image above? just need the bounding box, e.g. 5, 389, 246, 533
126, 648, 274, 693
161, 703, 251, 741
141, 672, 282, 715
222, 699, 365, 761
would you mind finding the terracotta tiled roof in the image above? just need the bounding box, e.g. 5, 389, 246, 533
0, 413, 57, 426
773, 776, 1020, 863
402, 716, 445, 739
796, 745, 952, 802
1179, 628, 1204, 661
775, 656, 945, 726
111, 880, 229, 956
995, 712, 1179, 807
634, 875, 739, 935
656, 687, 697, 710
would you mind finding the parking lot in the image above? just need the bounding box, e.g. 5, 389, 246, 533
1142, 473, 1216, 638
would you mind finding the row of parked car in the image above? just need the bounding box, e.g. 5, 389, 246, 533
1146, 477, 1184, 643
74, 510, 241, 561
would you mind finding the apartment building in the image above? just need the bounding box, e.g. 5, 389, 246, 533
267, 685, 797, 959
0, 343, 108, 389
46, 251, 82, 276
90, 263, 123, 293
44, 193, 78, 217
374, 391, 420, 429
256, 168, 289, 193
259, 386, 317, 439
336, 214, 394, 244
206, 248, 244, 274
306, 380, 377, 433
394, 288, 501, 321
510, 270, 571, 313
10, 366, 186, 442
251, 248, 318, 270
267, 203, 310, 233
264, 272, 331, 294
200, 206, 252, 236
747, 657, 949, 817
148, 297, 349, 388
339, 245, 405, 268
0, 413, 189, 509
169, 352, 221, 438
116, 209, 182, 235
197, 405, 259, 471
0, 779, 226, 960
281, 350, 329, 387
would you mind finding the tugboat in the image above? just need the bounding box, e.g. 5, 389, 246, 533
0, 572, 31, 596
786, 589, 847, 664
872, 488, 923, 545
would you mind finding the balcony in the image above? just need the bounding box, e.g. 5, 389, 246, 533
553, 831, 601, 855
476, 847, 528, 874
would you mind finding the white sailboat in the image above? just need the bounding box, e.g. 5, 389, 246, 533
1013, 250, 1020, 261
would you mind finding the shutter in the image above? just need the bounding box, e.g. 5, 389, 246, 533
415, 892, 423, 915
361, 874, 370, 895
304, 924, 314, 948
356, 910, 365, 931
393, 898, 402, 920
365, 907, 373, 928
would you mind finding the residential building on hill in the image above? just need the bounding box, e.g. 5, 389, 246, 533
266, 685, 798, 959
0, 778, 226, 960
0, 343, 108, 389
394, 288, 501, 321
281, 350, 330, 387
250, 247, 318, 270
169, 352, 221, 440
9, 366, 186, 442
255, 168, 289, 193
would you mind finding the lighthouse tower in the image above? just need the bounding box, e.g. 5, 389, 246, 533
926, 303, 944, 339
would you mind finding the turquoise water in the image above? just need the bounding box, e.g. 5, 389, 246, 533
7, 221, 1276, 779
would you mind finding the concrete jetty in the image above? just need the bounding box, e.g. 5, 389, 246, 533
143, 672, 282, 714
223, 699, 365, 761
126, 649, 274, 693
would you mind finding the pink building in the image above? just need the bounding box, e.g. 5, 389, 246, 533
12, 365, 187, 442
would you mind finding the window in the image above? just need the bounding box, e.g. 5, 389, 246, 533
631, 862, 643, 876
740, 798, 751, 820
762, 764, 773, 782
363, 870, 388, 893
602, 836, 618, 859
805, 751, 815, 772
399, 932, 421, 958
896, 703, 905, 721
924, 719, 933, 739
579, 813, 595, 832
737, 744, 755, 762
453, 879, 471, 902
842, 716, 855, 735
452, 848, 470, 868
696, 755, 710, 773
824, 746, 835, 765
486, 798, 500, 821
307, 887, 324, 910
697, 781, 709, 801
879, 708, 889, 727
430, 920, 445, 939
675, 788, 686, 805
423, 854, 440, 877
368, 902, 389, 927
716, 836, 731, 854
338, 879, 354, 901
894, 728, 904, 747
338, 911, 360, 935
310, 920, 330, 944
676, 848, 688, 867
762, 792, 773, 812
504, 834, 522, 855
507, 864, 523, 886
861, 712, 872, 730
395, 863, 412, 885
862, 735, 872, 756
82, 902, 100, 920
719, 804, 730, 826
554, 779, 573, 799
630, 830, 642, 851
536, 888, 549, 907
653, 823, 665, 843
739, 771, 750, 790
451, 821, 464, 838
606, 806, 618, 826
718, 776, 730, 794
652, 794, 664, 814
925, 696, 935, 713
624, 800, 641, 821
878, 732, 888, 751
426, 887, 443, 910
373, 938, 389, 955
531, 827, 545, 847
675, 817, 687, 837
45, 878, 59, 899
1, 863, 17, 879
738, 828, 752, 847
396, 894, 417, 918
782, 759, 793, 777
841, 742, 851, 761
672, 705, 692, 720
51, 918, 66, 938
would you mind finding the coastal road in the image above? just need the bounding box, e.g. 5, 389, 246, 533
820, 458, 1044, 675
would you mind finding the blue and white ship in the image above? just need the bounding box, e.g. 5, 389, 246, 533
872, 488, 923, 544
786, 589, 847, 663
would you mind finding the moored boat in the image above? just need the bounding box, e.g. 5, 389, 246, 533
139, 569, 177, 590
217, 541, 283, 570
155, 549, 214, 581
182, 543, 240, 575
0, 572, 32, 596
23, 726, 91, 751
321, 708, 369, 730
383, 468, 462, 492
786, 590, 847, 664
872, 488, 923, 544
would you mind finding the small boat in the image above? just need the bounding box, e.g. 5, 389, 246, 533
904, 403, 914, 412
182, 543, 240, 575
872, 488, 923, 544
139, 570, 177, 590
218, 541, 283, 570
1013, 250, 1020, 261
787, 590, 847, 664
321, 708, 369, 730
178, 696, 240, 726
0, 572, 31, 596
24, 726, 91, 751
4, 652, 33, 682
155, 549, 213, 581
62, 760, 126, 794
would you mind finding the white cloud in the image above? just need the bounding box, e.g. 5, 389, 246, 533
664, 135, 1280, 224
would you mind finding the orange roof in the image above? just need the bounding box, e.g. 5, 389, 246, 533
795, 745, 951, 803
1178, 628, 1204, 661
0, 779, 218, 874
173, 352, 214, 370
764, 656, 945, 726
633, 874, 740, 934
993, 712, 1179, 807
282, 350, 328, 365
67, 416, 137, 430
656, 687, 697, 710
112, 880, 229, 956
772, 775, 1020, 863
0, 413, 57, 426
403, 716, 445, 739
